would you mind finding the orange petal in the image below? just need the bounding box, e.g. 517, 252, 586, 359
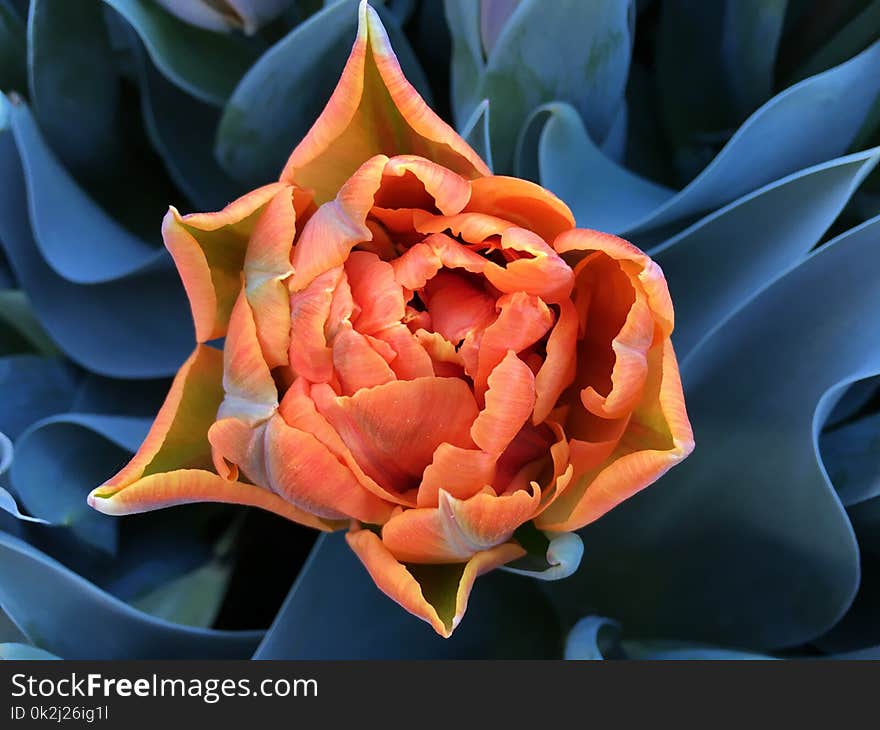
280, 1, 489, 202
89, 467, 338, 532
372, 324, 435, 380
97, 345, 224, 491
465, 176, 575, 243
243, 187, 299, 368
218, 289, 278, 424
470, 350, 536, 454
346, 525, 523, 637
280, 379, 414, 507
312, 377, 479, 494
289, 155, 386, 292
381, 486, 540, 563
207, 417, 268, 486
533, 298, 578, 424
345, 251, 406, 334
288, 267, 344, 384
536, 336, 694, 531
417, 443, 497, 507
163, 183, 288, 341
332, 323, 397, 395
422, 270, 497, 344
482, 227, 574, 304
264, 414, 394, 524
377, 155, 472, 215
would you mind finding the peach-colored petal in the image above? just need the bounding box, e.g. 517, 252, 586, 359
482, 227, 574, 303
381, 486, 540, 563
554, 228, 674, 336
377, 155, 472, 215
163, 183, 287, 342
99, 345, 224, 490
465, 176, 575, 243
346, 525, 524, 637
288, 267, 343, 384
312, 377, 479, 494
264, 414, 394, 523
279, 379, 415, 508
332, 323, 397, 395
417, 443, 497, 507
345, 251, 405, 334
422, 270, 497, 344
280, 1, 489, 202
289, 155, 387, 292
472, 292, 554, 397
414, 210, 512, 243
533, 298, 578, 424
218, 289, 278, 424
536, 336, 694, 531
372, 324, 435, 380
243, 188, 299, 368
89, 468, 339, 532
470, 350, 535, 454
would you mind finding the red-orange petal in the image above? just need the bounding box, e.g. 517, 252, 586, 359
332, 323, 397, 395
345, 251, 406, 334
346, 525, 524, 637
163, 183, 287, 342
536, 336, 694, 531
279, 1, 489, 202
417, 443, 497, 507
533, 298, 578, 424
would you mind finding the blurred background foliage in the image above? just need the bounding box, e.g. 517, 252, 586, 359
0, 0, 878, 659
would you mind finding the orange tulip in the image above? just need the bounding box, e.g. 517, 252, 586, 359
88, 1, 693, 637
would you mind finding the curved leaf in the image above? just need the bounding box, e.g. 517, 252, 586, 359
564, 616, 621, 659
0, 531, 261, 659
0, 355, 77, 439
27, 0, 120, 179
0, 0, 26, 94
0, 643, 59, 659
547, 216, 880, 649
0, 126, 193, 378
479, 0, 633, 173
533, 41, 880, 235
101, 0, 261, 106
459, 98, 493, 171
820, 411, 880, 507
621, 640, 773, 660
0, 290, 56, 355
444, 0, 484, 127
216, 0, 432, 186
253, 532, 562, 659
8, 100, 165, 284
11, 414, 150, 552
653, 148, 880, 357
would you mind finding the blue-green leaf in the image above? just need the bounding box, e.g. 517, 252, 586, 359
0, 643, 59, 659
11, 415, 149, 553
101, 0, 261, 106
0, 0, 26, 94
820, 411, 880, 507
479, 0, 633, 173
254, 532, 562, 659
653, 148, 880, 358
564, 616, 621, 659
459, 98, 493, 171
532, 41, 880, 235
27, 0, 121, 180
547, 216, 880, 649
7, 100, 164, 283
0, 431, 48, 524
0, 355, 77, 439
0, 290, 57, 355
0, 531, 261, 659
216, 0, 431, 186
621, 640, 774, 660
0, 125, 193, 378
444, 0, 484, 127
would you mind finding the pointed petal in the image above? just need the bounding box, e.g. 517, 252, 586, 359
465, 175, 575, 243
243, 187, 303, 368
471, 350, 536, 454
280, 1, 489, 202
346, 525, 523, 637
382, 486, 540, 563
289, 155, 386, 291
312, 377, 479, 493
536, 336, 694, 531
98, 345, 224, 491
264, 414, 394, 524
89, 467, 338, 531
218, 289, 278, 424
163, 183, 288, 341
